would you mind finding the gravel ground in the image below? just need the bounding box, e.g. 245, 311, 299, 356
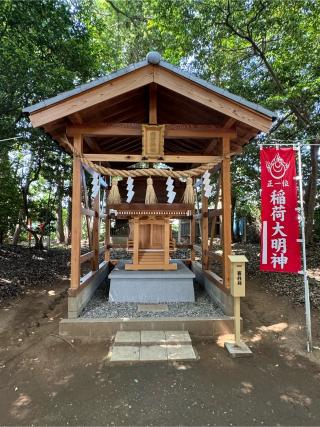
81, 281, 224, 318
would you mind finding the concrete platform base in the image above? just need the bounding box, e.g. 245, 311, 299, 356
108, 259, 195, 303
191, 261, 233, 316
224, 341, 253, 358
68, 261, 109, 319
59, 315, 235, 339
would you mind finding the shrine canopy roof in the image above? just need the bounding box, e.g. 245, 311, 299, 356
23, 51, 276, 170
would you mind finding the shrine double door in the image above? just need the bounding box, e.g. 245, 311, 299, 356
125, 217, 177, 271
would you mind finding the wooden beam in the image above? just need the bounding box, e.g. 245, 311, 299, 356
29, 66, 154, 127
67, 123, 237, 139
221, 136, 232, 289
68, 123, 141, 137
149, 83, 157, 124
154, 67, 272, 132
69, 261, 108, 296
70, 134, 83, 289
83, 153, 223, 164
108, 203, 194, 217
69, 112, 107, 164
80, 251, 94, 264
165, 125, 237, 139
223, 117, 236, 128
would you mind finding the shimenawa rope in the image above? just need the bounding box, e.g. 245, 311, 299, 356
64, 137, 218, 178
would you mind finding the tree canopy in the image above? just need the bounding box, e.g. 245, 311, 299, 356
0, 0, 319, 245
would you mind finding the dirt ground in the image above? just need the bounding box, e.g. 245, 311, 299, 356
0, 274, 320, 426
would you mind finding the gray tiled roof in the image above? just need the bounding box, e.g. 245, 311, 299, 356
23, 53, 276, 119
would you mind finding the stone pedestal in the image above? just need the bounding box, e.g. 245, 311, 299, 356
108, 260, 195, 303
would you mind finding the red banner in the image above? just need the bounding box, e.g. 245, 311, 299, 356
260, 147, 301, 273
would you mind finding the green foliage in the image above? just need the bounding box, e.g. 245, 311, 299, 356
0, 149, 20, 242
0, 0, 319, 246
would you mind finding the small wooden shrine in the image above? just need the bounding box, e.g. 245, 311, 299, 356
23, 52, 275, 318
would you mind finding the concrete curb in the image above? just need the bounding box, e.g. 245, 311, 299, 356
59, 316, 237, 339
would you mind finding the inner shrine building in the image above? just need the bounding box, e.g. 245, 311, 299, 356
23, 52, 275, 323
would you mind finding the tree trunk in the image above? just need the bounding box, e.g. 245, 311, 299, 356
33, 233, 44, 250
304, 144, 319, 244
56, 199, 65, 244
12, 210, 24, 245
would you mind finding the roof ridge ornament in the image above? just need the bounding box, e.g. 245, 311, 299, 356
146, 51, 161, 64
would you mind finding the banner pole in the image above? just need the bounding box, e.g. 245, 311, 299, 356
296, 143, 312, 352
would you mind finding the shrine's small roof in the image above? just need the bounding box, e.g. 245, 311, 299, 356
23, 51, 276, 119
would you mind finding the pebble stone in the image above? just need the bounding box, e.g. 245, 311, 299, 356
81, 282, 224, 319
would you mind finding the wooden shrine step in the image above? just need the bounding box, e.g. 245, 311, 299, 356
125, 263, 177, 271
139, 251, 163, 262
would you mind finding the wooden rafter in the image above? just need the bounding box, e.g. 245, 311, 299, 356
158, 88, 224, 124
29, 66, 154, 127
154, 67, 272, 132
82, 91, 145, 124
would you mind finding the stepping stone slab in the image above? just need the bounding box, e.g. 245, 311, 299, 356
141, 330, 166, 345
167, 345, 197, 361
114, 331, 140, 346
165, 331, 191, 345
138, 304, 169, 312
140, 345, 167, 362
110, 345, 140, 362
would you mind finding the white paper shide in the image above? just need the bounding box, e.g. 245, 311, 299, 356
126, 177, 135, 203
166, 177, 176, 204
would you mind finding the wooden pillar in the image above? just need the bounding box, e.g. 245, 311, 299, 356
190, 216, 195, 261
201, 191, 209, 269
105, 187, 110, 262
164, 218, 170, 265
92, 182, 100, 271
209, 171, 221, 251
70, 134, 83, 289
222, 136, 232, 288
133, 218, 139, 265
